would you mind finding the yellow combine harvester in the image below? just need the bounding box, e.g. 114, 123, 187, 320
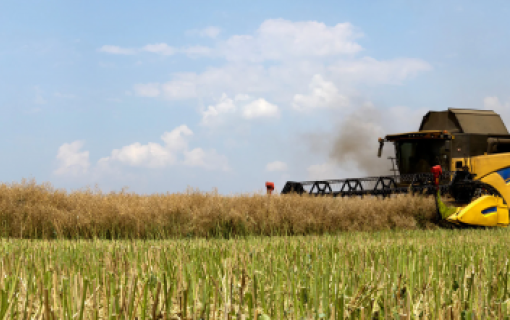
383, 108, 510, 227
282, 108, 510, 227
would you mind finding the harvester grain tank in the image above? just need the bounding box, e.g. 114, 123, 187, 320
281, 108, 510, 227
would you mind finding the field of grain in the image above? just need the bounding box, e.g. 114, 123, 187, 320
1, 229, 510, 319
0, 180, 439, 239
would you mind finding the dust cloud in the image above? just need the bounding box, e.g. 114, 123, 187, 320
329, 105, 395, 176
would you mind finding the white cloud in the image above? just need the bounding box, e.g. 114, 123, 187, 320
328, 57, 431, 85
292, 74, 349, 111
200, 94, 279, 126
200, 26, 221, 38
98, 19, 362, 62
54, 141, 90, 175
102, 142, 176, 168
242, 98, 279, 119
133, 83, 161, 97
113, 20, 429, 113
160, 125, 193, 151
98, 45, 136, 55
220, 19, 362, 62
141, 43, 175, 56
99, 126, 191, 168
131, 56, 429, 109
201, 93, 236, 126
266, 161, 288, 172
97, 125, 229, 171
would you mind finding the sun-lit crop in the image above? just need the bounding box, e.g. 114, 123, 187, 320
0, 179, 437, 239
1, 230, 510, 319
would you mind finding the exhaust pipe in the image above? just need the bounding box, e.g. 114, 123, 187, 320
377, 138, 384, 158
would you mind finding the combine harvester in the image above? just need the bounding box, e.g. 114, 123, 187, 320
281, 108, 510, 227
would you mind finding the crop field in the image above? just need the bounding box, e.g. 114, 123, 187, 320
1, 230, 510, 319
0, 180, 438, 239
3, 181, 510, 319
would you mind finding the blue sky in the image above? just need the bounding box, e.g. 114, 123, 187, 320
2, 0, 510, 194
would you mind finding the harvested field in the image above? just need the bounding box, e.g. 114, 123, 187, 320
0, 180, 440, 239
1, 229, 510, 319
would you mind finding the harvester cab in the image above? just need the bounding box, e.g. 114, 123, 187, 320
281, 108, 510, 228
379, 108, 510, 177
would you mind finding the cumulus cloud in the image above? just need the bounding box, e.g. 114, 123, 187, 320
98, 125, 229, 171
242, 98, 279, 119
54, 141, 90, 175
101, 142, 176, 168
292, 74, 349, 111
98, 126, 191, 168
201, 94, 236, 126
160, 125, 193, 151
266, 161, 288, 172
127, 21, 429, 106
200, 94, 279, 126
100, 19, 433, 185
219, 19, 362, 62
55, 126, 229, 179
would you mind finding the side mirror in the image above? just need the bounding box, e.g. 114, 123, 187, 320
377, 139, 384, 158
444, 140, 451, 152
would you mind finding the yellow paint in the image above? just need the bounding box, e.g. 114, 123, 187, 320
446, 196, 508, 227
445, 153, 510, 227
481, 173, 510, 207
469, 153, 510, 180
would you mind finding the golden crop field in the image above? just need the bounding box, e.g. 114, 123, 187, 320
0, 180, 437, 239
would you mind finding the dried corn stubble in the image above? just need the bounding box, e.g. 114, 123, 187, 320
0, 230, 509, 319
